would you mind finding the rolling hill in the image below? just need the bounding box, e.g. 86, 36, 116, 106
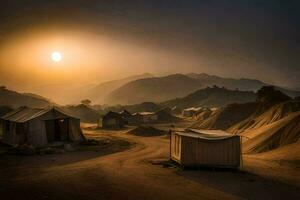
185, 73, 266, 91
103, 73, 300, 105
85, 73, 154, 104
0, 86, 52, 108
162, 86, 256, 109
105, 74, 204, 105
186, 73, 300, 98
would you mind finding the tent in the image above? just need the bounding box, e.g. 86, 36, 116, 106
102, 111, 126, 128
170, 129, 241, 168
1, 106, 85, 147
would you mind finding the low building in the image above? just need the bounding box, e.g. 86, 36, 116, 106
131, 112, 158, 124
1, 106, 85, 147
119, 110, 132, 124
139, 112, 158, 123
170, 129, 241, 168
102, 111, 126, 129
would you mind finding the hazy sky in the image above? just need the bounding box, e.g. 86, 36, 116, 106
0, 0, 299, 95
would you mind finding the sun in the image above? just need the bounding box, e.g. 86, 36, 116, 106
51, 51, 62, 62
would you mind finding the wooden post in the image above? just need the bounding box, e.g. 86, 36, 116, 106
169, 129, 172, 161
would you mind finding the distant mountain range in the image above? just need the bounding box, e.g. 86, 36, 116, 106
0, 86, 52, 108
1, 73, 299, 107
100, 73, 300, 105
103, 87, 258, 113
105, 74, 204, 105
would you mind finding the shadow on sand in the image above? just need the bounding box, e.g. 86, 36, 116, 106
179, 167, 300, 200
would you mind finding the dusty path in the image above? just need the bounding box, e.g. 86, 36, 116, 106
1, 128, 299, 200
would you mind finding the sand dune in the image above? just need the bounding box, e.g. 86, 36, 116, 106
228, 101, 300, 134
241, 111, 300, 153
192, 99, 300, 155
192, 102, 257, 130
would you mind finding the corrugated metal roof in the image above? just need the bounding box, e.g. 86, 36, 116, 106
174, 129, 239, 140
139, 112, 156, 115
183, 107, 202, 111
1, 106, 78, 123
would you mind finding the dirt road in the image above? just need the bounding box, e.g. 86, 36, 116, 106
1, 128, 299, 200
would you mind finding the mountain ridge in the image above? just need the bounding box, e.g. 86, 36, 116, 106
104, 73, 300, 105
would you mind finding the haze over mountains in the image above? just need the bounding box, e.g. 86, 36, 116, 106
85, 73, 154, 104
0, 86, 52, 108
1, 72, 300, 107
99, 73, 300, 105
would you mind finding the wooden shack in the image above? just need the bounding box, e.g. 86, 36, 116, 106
170, 129, 241, 168
102, 111, 126, 129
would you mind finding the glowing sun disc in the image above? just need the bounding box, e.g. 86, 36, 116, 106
51, 51, 62, 62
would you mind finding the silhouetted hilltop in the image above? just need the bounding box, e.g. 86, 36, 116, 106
162, 86, 256, 109
185, 73, 265, 91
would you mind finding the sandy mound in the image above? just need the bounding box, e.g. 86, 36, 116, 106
191, 102, 257, 130
241, 111, 300, 154
228, 101, 300, 134
250, 140, 300, 162
128, 126, 167, 137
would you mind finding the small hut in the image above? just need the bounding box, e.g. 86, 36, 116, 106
119, 110, 132, 124
170, 129, 241, 168
139, 112, 158, 123
102, 111, 125, 129
1, 106, 85, 147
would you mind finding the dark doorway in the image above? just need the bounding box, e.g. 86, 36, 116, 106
45, 119, 69, 143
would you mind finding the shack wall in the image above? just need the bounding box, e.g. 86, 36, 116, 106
181, 136, 241, 167
170, 132, 182, 162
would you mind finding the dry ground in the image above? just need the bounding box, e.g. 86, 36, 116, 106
0, 124, 299, 200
